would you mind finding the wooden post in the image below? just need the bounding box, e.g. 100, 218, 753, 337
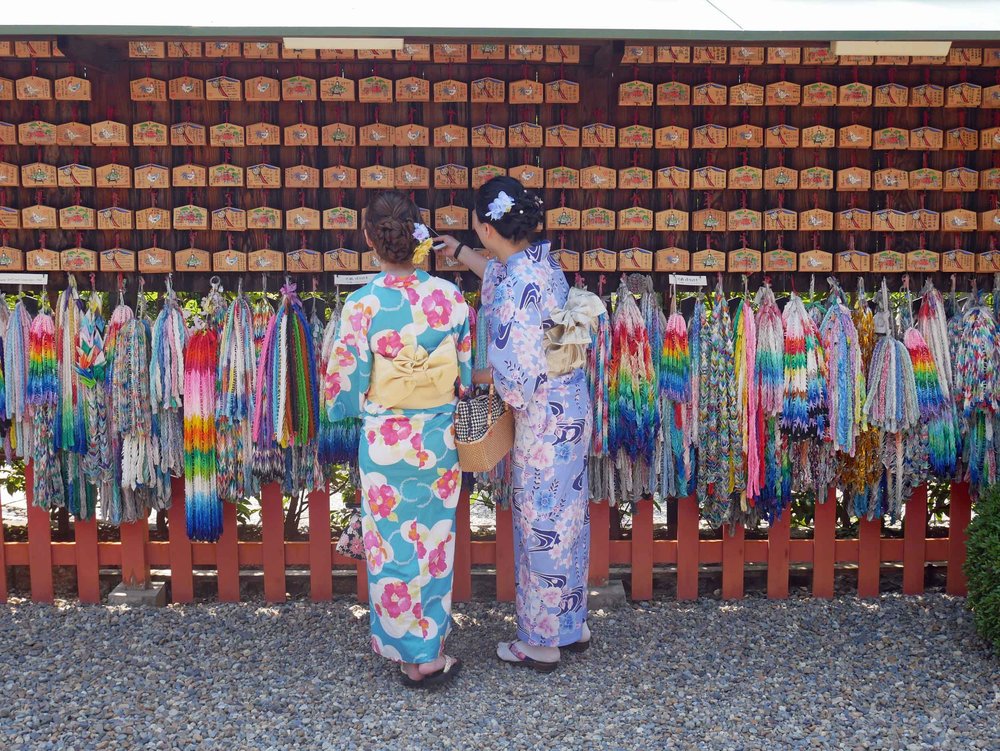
812, 487, 838, 599
308, 486, 332, 602
167, 477, 194, 604
260, 482, 286, 604
721, 522, 745, 600
767, 507, 791, 599
857, 515, 882, 598
25, 463, 54, 603
495, 504, 516, 602
903, 484, 927, 595
588, 501, 610, 587
947, 481, 972, 596
631, 497, 654, 600
216, 501, 240, 602
119, 516, 151, 590
74, 515, 101, 604
676, 494, 700, 600
453, 488, 472, 602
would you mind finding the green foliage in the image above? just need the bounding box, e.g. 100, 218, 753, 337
965, 483, 1000, 653
0, 459, 26, 496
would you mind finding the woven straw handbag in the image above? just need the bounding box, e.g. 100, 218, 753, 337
454, 386, 514, 472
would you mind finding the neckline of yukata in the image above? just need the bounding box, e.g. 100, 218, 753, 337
375, 269, 423, 288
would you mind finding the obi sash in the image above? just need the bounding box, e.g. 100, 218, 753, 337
368, 335, 459, 410
543, 287, 607, 377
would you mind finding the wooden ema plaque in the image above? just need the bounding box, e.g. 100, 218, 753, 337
655, 209, 688, 232
840, 124, 872, 149
323, 123, 356, 147
133, 121, 167, 147
546, 45, 580, 63
434, 164, 468, 190
693, 166, 726, 190
173, 163, 206, 188
909, 209, 940, 232
692, 248, 725, 272
176, 248, 211, 272
212, 207, 246, 232
287, 207, 320, 232
394, 124, 428, 148
55, 76, 90, 101
547, 207, 581, 231
618, 80, 653, 106
799, 249, 833, 273
836, 209, 873, 232
16, 76, 51, 100
434, 79, 468, 102
622, 45, 654, 64
977, 250, 1000, 273
657, 46, 692, 64
764, 167, 798, 190
693, 209, 726, 232
549, 248, 578, 272
285, 123, 319, 147
802, 125, 835, 148
213, 249, 248, 273
729, 125, 763, 148
942, 249, 975, 273
27, 248, 59, 271
22, 162, 57, 187
60, 205, 95, 230
582, 124, 616, 148
0, 206, 19, 230
619, 247, 653, 272
838, 167, 871, 192
907, 249, 940, 273
693, 124, 727, 149
60, 248, 97, 272
248, 249, 283, 272
171, 122, 206, 146
873, 209, 907, 232
324, 248, 359, 272
619, 208, 653, 232
910, 168, 943, 191
658, 82, 690, 106
766, 81, 801, 106
945, 168, 979, 192
835, 250, 871, 274
247, 123, 280, 146
286, 165, 320, 189
546, 80, 580, 104
729, 209, 762, 232
286, 248, 321, 273
173, 205, 209, 231
582, 208, 615, 231
98, 207, 133, 231
981, 169, 1000, 190
57, 122, 91, 146
100, 248, 136, 272
0, 246, 24, 272
874, 168, 909, 191
435, 205, 468, 232
943, 209, 977, 232
245, 77, 279, 102
472, 165, 506, 189
507, 122, 542, 149
657, 167, 690, 190
730, 83, 764, 107
504, 164, 540, 189
764, 208, 797, 232
693, 83, 726, 106
731, 46, 765, 65
872, 250, 906, 273
248, 207, 282, 230
729, 247, 762, 273
838, 82, 872, 107
980, 209, 1000, 231
764, 249, 796, 273
323, 207, 358, 231
136, 207, 170, 231
473, 124, 507, 148
655, 247, 690, 272
656, 126, 689, 149
210, 123, 245, 148
583, 249, 617, 272
22, 205, 56, 230
876, 83, 909, 107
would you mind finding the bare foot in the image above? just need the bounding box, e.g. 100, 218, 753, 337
417, 655, 446, 676
402, 662, 423, 681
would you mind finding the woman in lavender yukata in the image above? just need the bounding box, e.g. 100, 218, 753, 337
439, 176, 597, 672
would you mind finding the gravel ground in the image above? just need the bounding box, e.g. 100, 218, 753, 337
1, 594, 997, 751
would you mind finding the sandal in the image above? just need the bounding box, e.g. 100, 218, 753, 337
561, 638, 591, 654
497, 641, 559, 673
400, 656, 463, 689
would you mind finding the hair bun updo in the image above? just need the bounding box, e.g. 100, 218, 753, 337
364, 191, 422, 264
475, 176, 545, 243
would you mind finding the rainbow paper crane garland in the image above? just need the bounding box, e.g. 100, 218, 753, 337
184, 326, 222, 542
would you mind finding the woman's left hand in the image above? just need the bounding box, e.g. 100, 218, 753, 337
472, 368, 494, 385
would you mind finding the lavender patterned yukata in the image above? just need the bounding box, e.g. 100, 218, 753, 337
482, 241, 592, 647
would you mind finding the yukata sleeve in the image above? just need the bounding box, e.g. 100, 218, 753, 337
325, 293, 372, 420
488, 279, 547, 411
454, 298, 473, 395
480, 259, 506, 308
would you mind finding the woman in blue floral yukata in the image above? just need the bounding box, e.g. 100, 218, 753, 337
327, 191, 471, 688
438, 176, 604, 672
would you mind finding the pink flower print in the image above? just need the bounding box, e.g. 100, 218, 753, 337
428, 542, 450, 577
325, 372, 344, 398
540, 586, 563, 609
334, 343, 355, 368
409, 433, 431, 468
374, 330, 404, 358
498, 300, 516, 324
367, 483, 398, 519
434, 469, 460, 500
457, 334, 472, 355
364, 530, 386, 567
535, 612, 560, 639
348, 304, 372, 335
384, 274, 421, 305
380, 418, 412, 447
422, 289, 453, 329
380, 581, 411, 619
453, 290, 465, 305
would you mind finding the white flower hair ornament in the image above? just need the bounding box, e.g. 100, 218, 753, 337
486, 191, 515, 221
411, 222, 433, 264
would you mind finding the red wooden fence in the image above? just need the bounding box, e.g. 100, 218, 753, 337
0, 469, 973, 605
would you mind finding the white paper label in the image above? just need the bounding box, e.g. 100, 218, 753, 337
668, 274, 707, 287
0, 273, 47, 286
334, 273, 377, 286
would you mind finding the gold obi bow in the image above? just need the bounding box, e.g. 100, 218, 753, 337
368, 336, 459, 410
544, 288, 607, 377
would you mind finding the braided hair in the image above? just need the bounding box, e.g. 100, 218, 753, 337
474, 176, 544, 243
364, 191, 421, 264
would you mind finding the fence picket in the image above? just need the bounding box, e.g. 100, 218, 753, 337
454, 489, 472, 602
947, 482, 972, 596
25, 463, 55, 603
631, 498, 654, 600
858, 516, 882, 598
721, 522, 745, 600
588, 501, 610, 587
813, 488, 838, 598
903, 485, 928, 595
167, 478, 194, 604
217, 501, 240, 602
767, 509, 791, 599
676, 495, 700, 600
308, 486, 332, 602
260, 482, 286, 604
74, 516, 100, 604
495, 505, 515, 601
